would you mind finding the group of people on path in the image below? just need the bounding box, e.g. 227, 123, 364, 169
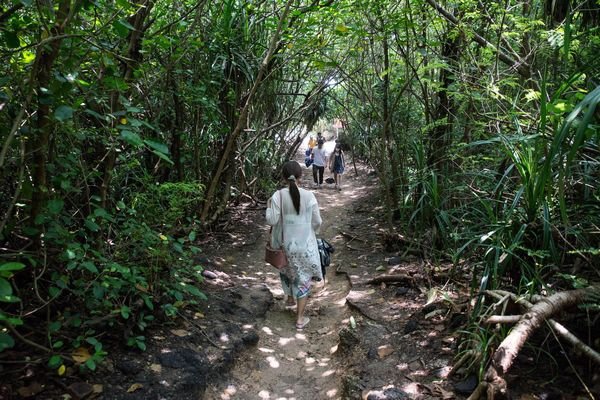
264, 132, 346, 331
306, 132, 345, 191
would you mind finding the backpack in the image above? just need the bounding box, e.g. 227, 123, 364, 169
317, 238, 335, 276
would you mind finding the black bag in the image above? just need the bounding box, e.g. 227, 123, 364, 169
317, 238, 335, 276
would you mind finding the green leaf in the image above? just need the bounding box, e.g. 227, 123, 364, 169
84, 218, 100, 232
85, 358, 96, 371
181, 283, 207, 300
48, 355, 62, 368
188, 231, 196, 242
20, 0, 33, 6
84, 109, 106, 121
151, 150, 174, 165
113, 19, 135, 37
120, 306, 130, 319
52, 341, 64, 349
141, 294, 154, 310
104, 76, 128, 91
47, 199, 64, 214
48, 286, 61, 298
81, 261, 98, 273
92, 284, 104, 299
0, 333, 15, 352
0, 262, 26, 272
49, 321, 62, 333
54, 105, 74, 122
0, 312, 23, 326
0, 278, 13, 297
144, 140, 169, 154
120, 130, 144, 147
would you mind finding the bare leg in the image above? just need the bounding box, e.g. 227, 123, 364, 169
296, 295, 308, 325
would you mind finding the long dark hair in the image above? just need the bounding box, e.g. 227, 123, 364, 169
281, 161, 302, 214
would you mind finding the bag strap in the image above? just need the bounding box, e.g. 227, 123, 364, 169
267, 190, 285, 247
279, 190, 284, 244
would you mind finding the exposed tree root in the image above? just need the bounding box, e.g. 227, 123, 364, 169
365, 274, 415, 286
466, 286, 600, 400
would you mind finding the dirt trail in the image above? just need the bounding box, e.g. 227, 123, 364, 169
203, 154, 375, 400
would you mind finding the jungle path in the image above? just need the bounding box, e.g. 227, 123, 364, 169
94, 147, 464, 400
203, 150, 376, 399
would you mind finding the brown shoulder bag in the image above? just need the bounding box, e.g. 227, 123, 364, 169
265, 191, 288, 269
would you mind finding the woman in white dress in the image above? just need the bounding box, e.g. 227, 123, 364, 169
266, 161, 323, 330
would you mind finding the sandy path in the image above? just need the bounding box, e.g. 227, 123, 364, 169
204, 148, 372, 400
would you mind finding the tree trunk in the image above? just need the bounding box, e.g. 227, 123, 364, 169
30, 0, 73, 225
99, 0, 154, 209
427, 32, 460, 171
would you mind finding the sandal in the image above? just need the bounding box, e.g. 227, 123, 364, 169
295, 317, 310, 330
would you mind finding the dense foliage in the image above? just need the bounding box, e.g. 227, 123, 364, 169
1, 0, 599, 383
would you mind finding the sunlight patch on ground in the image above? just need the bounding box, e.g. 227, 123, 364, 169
330, 344, 338, 354
294, 332, 307, 340
266, 355, 280, 368
326, 388, 338, 397
259, 347, 275, 353
278, 337, 295, 346
396, 362, 409, 371
335, 298, 346, 306
219, 384, 237, 400
305, 357, 316, 364
401, 382, 422, 396
219, 332, 230, 342
262, 326, 274, 335
322, 369, 336, 377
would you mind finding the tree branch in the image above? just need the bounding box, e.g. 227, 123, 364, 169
423, 0, 530, 77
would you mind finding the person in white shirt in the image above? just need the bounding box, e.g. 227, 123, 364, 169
311, 140, 327, 188
266, 161, 323, 330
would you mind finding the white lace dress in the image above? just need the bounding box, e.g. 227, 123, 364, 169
266, 187, 323, 298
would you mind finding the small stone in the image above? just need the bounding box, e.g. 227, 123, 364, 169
242, 330, 259, 346
202, 270, 218, 279
377, 344, 394, 359
67, 382, 93, 400
404, 319, 420, 334
115, 359, 143, 375
395, 287, 409, 296
367, 347, 378, 359
387, 256, 403, 265
454, 374, 478, 395
365, 387, 409, 399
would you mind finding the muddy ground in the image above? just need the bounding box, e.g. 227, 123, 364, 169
2, 155, 596, 400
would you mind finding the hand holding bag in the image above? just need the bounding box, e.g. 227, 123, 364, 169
265, 191, 288, 269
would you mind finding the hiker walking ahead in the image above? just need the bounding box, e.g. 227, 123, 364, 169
311, 140, 327, 188
266, 161, 323, 330
329, 141, 345, 191
307, 135, 317, 151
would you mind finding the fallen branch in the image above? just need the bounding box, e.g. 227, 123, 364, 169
547, 319, 600, 367
339, 230, 368, 243
484, 315, 521, 325
365, 274, 415, 285
469, 286, 600, 399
